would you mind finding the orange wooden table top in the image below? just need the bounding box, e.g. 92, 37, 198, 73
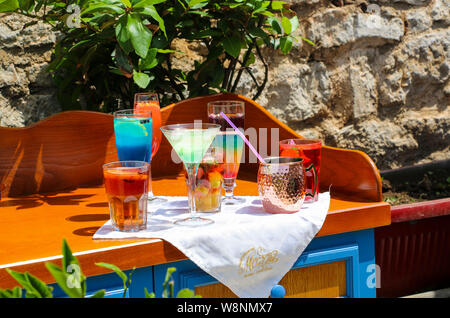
0, 173, 390, 289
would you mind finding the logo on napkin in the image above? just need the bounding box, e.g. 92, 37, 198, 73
238, 247, 280, 277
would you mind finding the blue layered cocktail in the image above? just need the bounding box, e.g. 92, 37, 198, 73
114, 110, 153, 162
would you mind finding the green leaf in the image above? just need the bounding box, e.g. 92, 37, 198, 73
26, 272, 53, 298
259, 10, 274, 17
188, 0, 206, 7
48, 239, 86, 298
0, 286, 22, 298
0, 0, 19, 12
176, 0, 186, 10
115, 16, 130, 44
300, 36, 315, 47
5, 269, 52, 298
245, 52, 255, 67
279, 36, 293, 54
271, 1, 284, 10
134, 0, 166, 8
81, 45, 98, 76
134, 5, 166, 37
223, 35, 242, 59
114, 45, 133, 74
207, 45, 223, 61
82, 3, 125, 15
210, 63, 224, 87
18, 0, 32, 11
157, 49, 178, 53
269, 17, 282, 34
127, 13, 152, 58
176, 288, 195, 298
45, 262, 84, 298
249, 27, 268, 39
62, 239, 80, 272
144, 288, 155, 298
290, 16, 299, 33
5, 269, 29, 290
6, 268, 53, 298
95, 262, 127, 283
120, 0, 131, 7
133, 70, 151, 88
281, 16, 291, 34
139, 48, 158, 70
90, 290, 106, 298
162, 267, 176, 298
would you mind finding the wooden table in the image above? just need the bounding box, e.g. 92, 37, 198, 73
0, 173, 390, 297
0, 93, 391, 298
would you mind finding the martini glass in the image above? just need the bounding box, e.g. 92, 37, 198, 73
160, 123, 221, 226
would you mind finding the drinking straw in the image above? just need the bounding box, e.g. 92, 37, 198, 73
219, 112, 266, 164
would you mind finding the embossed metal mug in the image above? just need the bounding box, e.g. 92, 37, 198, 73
257, 157, 306, 214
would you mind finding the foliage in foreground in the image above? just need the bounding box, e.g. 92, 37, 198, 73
0, 239, 199, 298
0, 0, 311, 111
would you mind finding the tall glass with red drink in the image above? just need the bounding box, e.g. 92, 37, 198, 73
279, 139, 322, 202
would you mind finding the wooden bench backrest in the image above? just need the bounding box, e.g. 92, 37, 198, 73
0, 93, 382, 202
0, 111, 117, 197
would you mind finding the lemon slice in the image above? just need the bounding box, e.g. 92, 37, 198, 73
115, 118, 149, 137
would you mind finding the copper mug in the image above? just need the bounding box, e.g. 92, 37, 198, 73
257, 157, 307, 214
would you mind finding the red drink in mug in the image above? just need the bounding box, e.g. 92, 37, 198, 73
279, 139, 321, 202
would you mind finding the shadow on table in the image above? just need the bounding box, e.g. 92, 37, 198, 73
73, 226, 101, 237
0, 191, 96, 210
66, 213, 109, 222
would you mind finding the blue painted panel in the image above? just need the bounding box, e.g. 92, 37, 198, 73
153, 260, 211, 298
128, 265, 154, 298
153, 229, 377, 298
304, 229, 376, 298
290, 242, 360, 297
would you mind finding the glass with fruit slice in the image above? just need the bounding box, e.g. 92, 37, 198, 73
184, 148, 224, 213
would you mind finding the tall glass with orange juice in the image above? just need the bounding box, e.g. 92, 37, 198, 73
134, 92, 167, 204
134, 93, 162, 159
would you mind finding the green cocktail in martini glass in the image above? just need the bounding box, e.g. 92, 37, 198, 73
160, 122, 221, 226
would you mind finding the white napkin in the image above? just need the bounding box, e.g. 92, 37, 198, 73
93, 193, 330, 298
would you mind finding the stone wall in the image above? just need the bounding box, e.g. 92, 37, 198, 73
235, 0, 449, 169
0, 0, 449, 170
0, 13, 59, 127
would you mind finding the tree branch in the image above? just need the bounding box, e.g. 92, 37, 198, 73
252, 38, 268, 100
226, 57, 238, 92
230, 42, 254, 92
160, 65, 185, 101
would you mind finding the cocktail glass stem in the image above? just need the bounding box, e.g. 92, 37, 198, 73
222, 179, 244, 205
174, 162, 213, 226
185, 162, 199, 217
223, 179, 235, 200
